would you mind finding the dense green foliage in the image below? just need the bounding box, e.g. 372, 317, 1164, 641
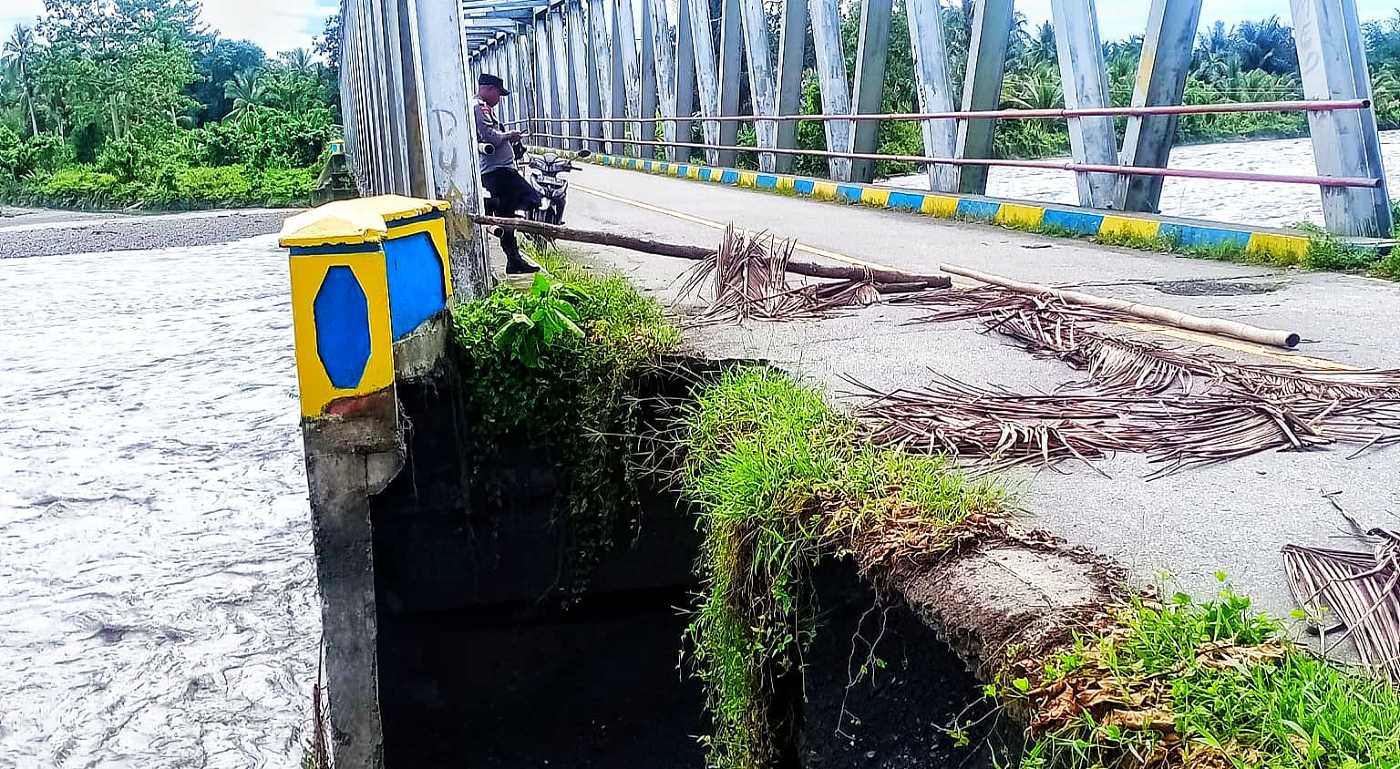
450, 246, 680, 599
680, 368, 1002, 769
0, 0, 340, 209
1012, 580, 1400, 769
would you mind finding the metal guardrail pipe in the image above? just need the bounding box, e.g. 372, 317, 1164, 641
512, 99, 1371, 125
531, 131, 1383, 188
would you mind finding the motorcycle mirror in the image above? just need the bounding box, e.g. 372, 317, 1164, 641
576, 149, 592, 159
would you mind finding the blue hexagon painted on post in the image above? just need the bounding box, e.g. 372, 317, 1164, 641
313, 265, 372, 389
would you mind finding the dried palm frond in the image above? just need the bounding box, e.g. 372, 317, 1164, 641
679, 225, 883, 322
881, 283, 1400, 475
1284, 525, 1400, 680
845, 371, 1400, 479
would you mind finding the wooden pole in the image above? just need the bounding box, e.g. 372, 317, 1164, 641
470, 214, 952, 288
939, 263, 1302, 349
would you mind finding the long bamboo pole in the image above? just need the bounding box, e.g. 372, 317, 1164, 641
939, 263, 1302, 349
470, 213, 952, 287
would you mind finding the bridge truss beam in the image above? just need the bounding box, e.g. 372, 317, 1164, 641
441, 0, 1396, 241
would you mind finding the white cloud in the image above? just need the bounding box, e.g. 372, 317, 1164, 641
199, 0, 336, 55
0, 0, 44, 39
1, 0, 332, 55
1016, 0, 1399, 41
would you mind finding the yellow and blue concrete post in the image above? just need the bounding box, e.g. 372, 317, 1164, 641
280, 195, 454, 420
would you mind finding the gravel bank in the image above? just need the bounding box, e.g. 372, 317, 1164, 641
0, 208, 296, 259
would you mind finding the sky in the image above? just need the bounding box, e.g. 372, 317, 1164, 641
3, 0, 1400, 54
1, 0, 340, 56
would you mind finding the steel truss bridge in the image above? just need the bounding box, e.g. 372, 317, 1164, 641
336, 0, 1395, 295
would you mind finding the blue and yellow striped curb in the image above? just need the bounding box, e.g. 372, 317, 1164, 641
588, 153, 1322, 264
280, 195, 454, 419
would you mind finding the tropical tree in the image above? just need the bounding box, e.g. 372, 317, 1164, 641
279, 47, 315, 75
224, 69, 265, 125
190, 38, 265, 123
3, 24, 40, 136
1027, 20, 1057, 65
314, 13, 342, 79
1231, 15, 1297, 75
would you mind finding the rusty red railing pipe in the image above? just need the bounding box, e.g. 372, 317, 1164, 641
530, 131, 1382, 189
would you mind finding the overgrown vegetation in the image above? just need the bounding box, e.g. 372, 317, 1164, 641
0, 0, 339, 210
1007, 578, 1400, 769
679, 368, 1002, 769
449, 245, 680, 598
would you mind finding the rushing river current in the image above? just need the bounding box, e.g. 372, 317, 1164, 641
0, 129, 1396, 769
0, 230, 316, 769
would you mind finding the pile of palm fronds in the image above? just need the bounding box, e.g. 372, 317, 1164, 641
679, 226, 881, 322
1284, 510, 1400, 679
851, 285, 1400, 476
845, 374, 1395, 478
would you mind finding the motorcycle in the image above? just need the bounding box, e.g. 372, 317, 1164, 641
521, 144, 589, 228
478, 137, 589, 247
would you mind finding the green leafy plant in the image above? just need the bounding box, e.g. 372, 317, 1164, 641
491, 274, 585, 368
255, 166, 318, 207
450, 245, 680, 600
1009, 583, 1400, 769
0, 125, 23, 178
38, 167, 117, 198
171, 164, 253, 204
95, 133, 144, 181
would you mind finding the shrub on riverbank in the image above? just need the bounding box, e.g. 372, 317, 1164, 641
1, 161, 319, 210
448, 245, 680, 600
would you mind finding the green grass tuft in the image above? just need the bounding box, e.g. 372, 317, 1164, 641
680, 368, 1001, 769
1015, 580, 1400, 769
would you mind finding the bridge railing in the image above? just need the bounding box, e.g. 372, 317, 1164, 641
464, 0, 1394, 239
520, 99, 1383, 191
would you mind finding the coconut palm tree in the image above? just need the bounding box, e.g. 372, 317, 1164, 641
279, 48, 315, 76
224, 69, 265, 125
3, 24, 40, 136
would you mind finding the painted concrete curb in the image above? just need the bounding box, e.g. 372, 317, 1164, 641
587, 153, 1317, 263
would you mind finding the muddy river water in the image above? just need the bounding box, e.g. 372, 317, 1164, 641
888, 129, 1400, 229
0, 229, 316, 768
0, 129, 1397, 768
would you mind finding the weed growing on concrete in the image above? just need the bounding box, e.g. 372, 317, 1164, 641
1294, 223, 1388, 273
1010, 577, 1400, 769
450, 244, 680, 600
679, 368, 1001, 769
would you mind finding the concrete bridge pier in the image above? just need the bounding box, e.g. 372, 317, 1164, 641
303, 405, 402, 769
1292, 0, 1395, 237
280, 197, 459, 768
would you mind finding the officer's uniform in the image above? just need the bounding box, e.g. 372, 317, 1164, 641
474, 74, 542, 271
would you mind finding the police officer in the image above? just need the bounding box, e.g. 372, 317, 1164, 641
474, 73, 543, 274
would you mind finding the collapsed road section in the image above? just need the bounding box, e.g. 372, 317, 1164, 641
281, 196, 1400, 769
